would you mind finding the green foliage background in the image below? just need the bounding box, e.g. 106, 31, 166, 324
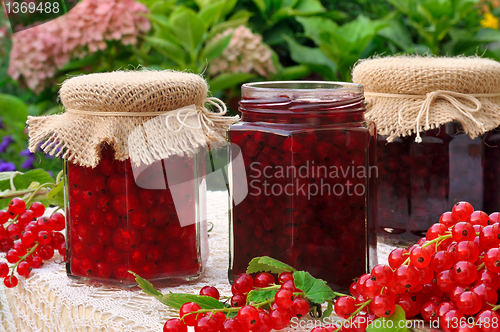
1, 0, 500, 180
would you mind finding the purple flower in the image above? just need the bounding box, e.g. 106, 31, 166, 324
0, 160, 16, 172
0, 136, 14, 153
19, 148, 33, 157
21, 155, 35, 169
48, 171, 53, 178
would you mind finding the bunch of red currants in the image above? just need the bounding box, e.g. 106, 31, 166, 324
332, 201, 500, 332
0, 197, 66, 288
163, 271, 311, 332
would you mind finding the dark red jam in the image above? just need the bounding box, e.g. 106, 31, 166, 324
229, 82, 377, 291
376, 123, 488, 245
65, 145, 206, 284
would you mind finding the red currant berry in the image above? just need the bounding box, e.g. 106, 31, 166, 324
0, 262, 8, 277
163, 318, 187, 332
334, 296, 356, 319
456, 291, 482, 316
452, 261, 478, 285
426, 223, 447, 241
420, 301, 438, 323
21, 231, 36, 246
394, 265, 419, 290
369, 294, 395, 318
454, 241, 479, 263
49, 212, 65, 232
472, 284, 498, 311
431, 251, 454, 272
269, 308, 290, 330
274, 289, 294, 310
194, 316, 218, 332
469, 211, 490, 226
6, 249, 19, 264
17, 261, 32, 277
179, 302, 203, 327
452, 201, 474, 221
278, 271, 294, 284
484, 248, 500, 273
230, 294, 247, 307
8, 197, 26, 215
436, 270, 458, 293
29, 202, 45, 218
452, 222, 476, 242
371, 264, 394, 287
38, 245, 54, 260
199, 286, 220, 300
440, 211, 457, 228
4, 275, 18, 288
27, 255, 43, 269
410, 246, 432, 268
475, 310, 500, 332
220, 318, 242, 332
234, 273, 254, 294
290, 297, 309, 318
237, 305, 260, 329
18, 210, 36, 226
0, 210, 10, 225
254, 272, 275, 288
37, 230, 52, 245
388, 248, 409, 269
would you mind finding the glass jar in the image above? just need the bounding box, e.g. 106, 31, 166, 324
377, 123, 484, 245
484, 127, 500, 213
228, 82, 377, 291
64, 144, 208, 285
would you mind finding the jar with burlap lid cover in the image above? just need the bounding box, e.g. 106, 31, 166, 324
27, 70, 239, 284
352, 56, 500, 245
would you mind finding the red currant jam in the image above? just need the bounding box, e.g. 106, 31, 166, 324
64, 145, 208, 285
377, 123, 488, 245
228, 82, 377, 291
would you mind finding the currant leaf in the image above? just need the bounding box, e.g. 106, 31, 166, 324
293, 271, 335, 304
160, 293, 227, 310
130, 271, 163, 297
246, 289, 278, 304
366, 305, 410, 332
322, 299, 334, 321
246, 256, 297, 274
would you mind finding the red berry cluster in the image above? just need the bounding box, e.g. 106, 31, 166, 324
67, 146, 200, 283
163, 272, 310, 332
0, 197, 65, 288
332, 201, 500, 332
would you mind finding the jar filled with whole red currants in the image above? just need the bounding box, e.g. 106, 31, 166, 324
27, 71, 238, 285
352, 56, 500, 245
228, 81, 377, 291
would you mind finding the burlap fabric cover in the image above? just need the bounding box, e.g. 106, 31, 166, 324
26, 71, 238, 167
352, 56, 500, 142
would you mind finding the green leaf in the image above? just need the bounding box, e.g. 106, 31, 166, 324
198, 1, 225, 28
296, 16, 338, 45
0, 94, 28, 135
145, 36, 187, 66
246, 256, 297, 274
246, 289, 279, 304
46, 181, 64, 207
294, 0, 325, 14
0, 169, 55, 192
323, 300, 333, 321
170, 9, 206, 53
366, 305, 410, 332
293, 271, 335, 304
160, 293, 226, 310
130, 271, 163, 297
252, 0, 269, 16
200, 33, 232, 63
283, 35, 337, 80
0, 172, 19, 183
377, 19, 415, 52
208, 73, 256, 93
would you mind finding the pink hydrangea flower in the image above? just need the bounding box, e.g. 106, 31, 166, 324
8, 0, 150, 92
208, 25, 276, 78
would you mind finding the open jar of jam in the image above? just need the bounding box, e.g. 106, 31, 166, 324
27, 71, 237, 285
352, 56, 500, 245
228, 82, 377, 291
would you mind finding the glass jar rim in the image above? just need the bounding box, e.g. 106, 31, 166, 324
242, 81, 362, 92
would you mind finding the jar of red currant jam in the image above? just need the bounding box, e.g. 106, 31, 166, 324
228, 81, 377, 291
352, 56, 500, 245
27, 71, 238, 284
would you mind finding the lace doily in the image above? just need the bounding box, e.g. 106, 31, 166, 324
0, 191, 411, 332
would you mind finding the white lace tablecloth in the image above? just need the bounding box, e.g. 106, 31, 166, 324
0, 191, 418, 332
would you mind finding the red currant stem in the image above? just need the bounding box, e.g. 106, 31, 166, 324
23, 182, 56, 208
477, 262, 486, 271
55, 170, 63, 184
333, 299, 373, 332
10, 242, 39, 276
255, 284, 280, 290
492, 304, 500, 311
0, 188, 37, 199
9, 172, 22, 192
333, 291, 350, 298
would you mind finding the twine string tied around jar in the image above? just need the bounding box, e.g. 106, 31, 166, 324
364, 90, 500, 143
